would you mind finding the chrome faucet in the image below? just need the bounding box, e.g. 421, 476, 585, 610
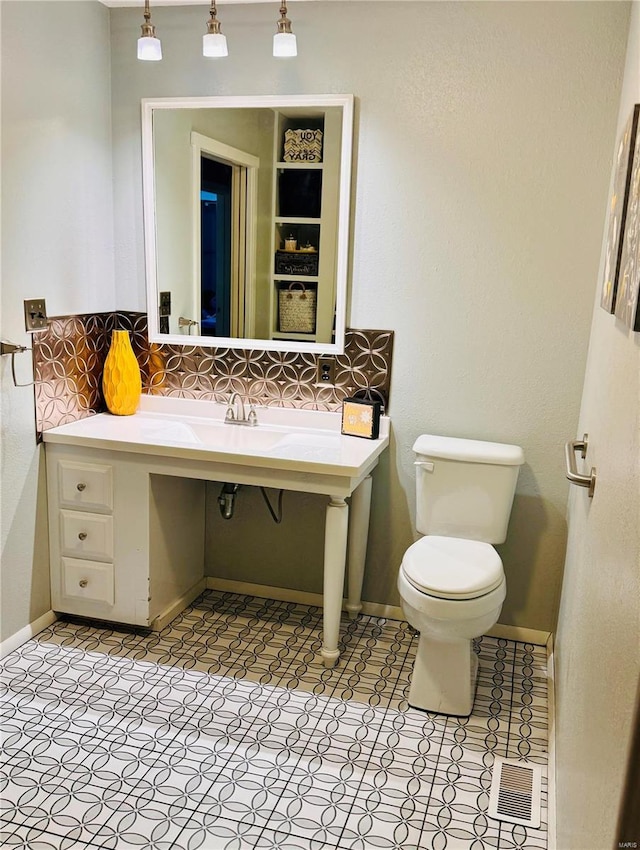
225, 392, 258, 426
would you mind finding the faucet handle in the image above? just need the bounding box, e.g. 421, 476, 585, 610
224, 405, 235, 422
247, 405, 258, 426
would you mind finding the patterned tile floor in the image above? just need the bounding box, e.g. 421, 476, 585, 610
0, 591, 548, 849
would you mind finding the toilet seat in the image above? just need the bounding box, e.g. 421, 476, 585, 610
401, 535, 504, 600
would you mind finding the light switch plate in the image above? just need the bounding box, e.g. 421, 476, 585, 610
24, 299, 48, 332
159, 291, 171, 317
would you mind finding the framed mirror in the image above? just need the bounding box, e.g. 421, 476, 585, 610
141, 94, 354, 354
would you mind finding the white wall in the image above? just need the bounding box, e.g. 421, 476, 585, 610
555, 3, 640, 847
0, 2, 629, 642
110, 1, 629, 631
0, 1, 115, 641
153, 109, 197, 333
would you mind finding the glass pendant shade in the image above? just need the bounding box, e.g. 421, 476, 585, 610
137, 35, 162, 60
273, 31, 297, 57
203, 1, 227, 58
203, 32, 228, 57
138, 0, 161, 61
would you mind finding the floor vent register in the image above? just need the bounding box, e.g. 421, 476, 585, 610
488, 758, 542, 828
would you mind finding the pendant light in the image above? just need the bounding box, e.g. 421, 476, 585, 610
137, 0, 162, 61
203, 0, 228, 58
273, 2, 297, 58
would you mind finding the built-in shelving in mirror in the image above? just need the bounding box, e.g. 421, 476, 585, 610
141, 94, 354, 354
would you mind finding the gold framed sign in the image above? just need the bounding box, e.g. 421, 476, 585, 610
341, 397, 382, 440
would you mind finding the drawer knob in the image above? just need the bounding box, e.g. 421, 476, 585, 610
78, 532, 88, 541
79, 579, 88, 588
76, 483, 87, 492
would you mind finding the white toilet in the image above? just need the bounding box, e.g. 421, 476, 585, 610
398, 434, 524, 717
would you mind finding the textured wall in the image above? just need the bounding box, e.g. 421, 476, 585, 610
555, 3, 639, 847
109, 1, 630, 629
0, 1, 115, 643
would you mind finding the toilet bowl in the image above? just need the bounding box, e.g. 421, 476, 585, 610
399, 435, 524, 717
398, 536, 506, 716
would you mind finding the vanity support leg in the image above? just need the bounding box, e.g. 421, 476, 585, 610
345, 474, 373, 620
321, 497, 349, 668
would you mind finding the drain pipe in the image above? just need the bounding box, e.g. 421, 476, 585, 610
218, 483, 240, 519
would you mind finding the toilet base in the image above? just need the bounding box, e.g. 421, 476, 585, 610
408, 634, 479, 717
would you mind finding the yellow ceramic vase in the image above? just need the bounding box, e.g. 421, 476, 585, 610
102, 329, 142, 416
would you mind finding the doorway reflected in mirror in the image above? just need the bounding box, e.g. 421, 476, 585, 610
142, 95, 353, 354
200, 155, 232, 337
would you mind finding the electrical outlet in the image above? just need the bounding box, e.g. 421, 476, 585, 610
24, 299, 48, 332
159, 291, 171, 317
316, 356, 336, 386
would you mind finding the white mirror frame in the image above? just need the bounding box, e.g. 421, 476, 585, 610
141, 94, 354, 354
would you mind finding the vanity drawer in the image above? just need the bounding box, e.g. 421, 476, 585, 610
62, 557, 114, 606
60, 510, 113, 561
58, 461, 113, 512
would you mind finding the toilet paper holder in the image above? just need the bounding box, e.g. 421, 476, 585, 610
0, 341, 33, 387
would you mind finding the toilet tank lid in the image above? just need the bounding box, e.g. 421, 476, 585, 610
413, 435, 524, 466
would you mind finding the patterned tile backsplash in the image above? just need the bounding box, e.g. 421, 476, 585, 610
32, 312, 393, 437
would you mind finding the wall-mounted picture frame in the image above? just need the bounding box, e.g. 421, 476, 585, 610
614, 108, 640, 331
601, 104, 639, 314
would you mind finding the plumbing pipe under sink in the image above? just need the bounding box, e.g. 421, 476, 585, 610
218, 482, 240, 519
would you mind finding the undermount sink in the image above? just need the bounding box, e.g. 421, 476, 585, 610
268, 432, 341, 461
137, 411, 331, 454
137, 419, 204, 445
42, 394, 390, 477
138, 413, 344, 460
189, 422, 288, 452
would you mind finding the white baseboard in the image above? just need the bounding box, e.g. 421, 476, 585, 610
207, 577, 325, 609
358, 601, 405, 620
486, 623, 551, 647
206, 577, 405, 621
546, 632, 557, 850
151, 579, 207, 631
0, 610, 58, 659
205, 578, 549, 645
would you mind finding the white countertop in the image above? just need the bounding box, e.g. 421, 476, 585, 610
42, 395, 390, 479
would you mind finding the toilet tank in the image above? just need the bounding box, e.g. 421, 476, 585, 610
413, 435, 524, 544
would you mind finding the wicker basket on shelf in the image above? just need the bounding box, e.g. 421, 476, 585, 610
278, 283, 317, 334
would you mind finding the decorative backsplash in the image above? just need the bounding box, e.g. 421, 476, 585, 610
33, 312, 394, 437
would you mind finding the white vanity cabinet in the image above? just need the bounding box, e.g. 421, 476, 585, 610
51, 458, 115, 611
46, 444, 205, 627
43, 398, 389, 663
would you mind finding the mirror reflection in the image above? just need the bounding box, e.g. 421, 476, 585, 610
142, 95, 353, 353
